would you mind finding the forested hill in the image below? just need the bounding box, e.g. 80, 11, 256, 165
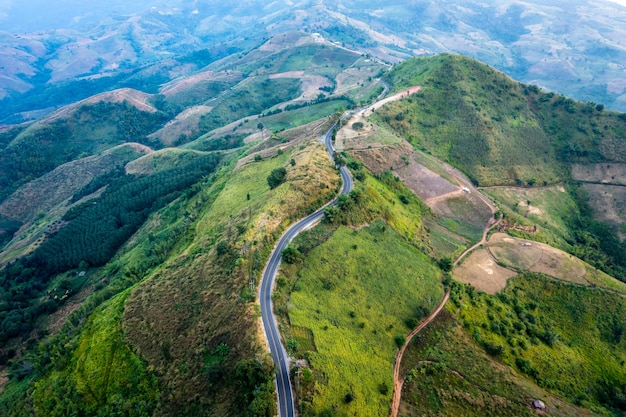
379, 54, 626, 187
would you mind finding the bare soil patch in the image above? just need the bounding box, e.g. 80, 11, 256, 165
268, 73, 331, 102
571, 163, 626, 185
517, 200, 543, 216
489, 233, 589, 285
454, 249, 517, 294
581, 183, 626, 240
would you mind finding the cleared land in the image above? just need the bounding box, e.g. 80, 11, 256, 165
571, 163, 626, 185
454, 233, 626, 295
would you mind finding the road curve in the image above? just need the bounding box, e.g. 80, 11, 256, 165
259, 122, 351, 417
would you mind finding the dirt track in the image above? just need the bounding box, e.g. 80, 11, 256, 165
390, 290, 450, 417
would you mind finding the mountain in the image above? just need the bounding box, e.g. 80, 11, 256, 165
2, 0, 626, 125
0, 6, 625, 417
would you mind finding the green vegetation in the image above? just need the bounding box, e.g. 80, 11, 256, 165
198, 77, 301, 135
401, 309, 582, 417
380, 54, 626, 186
259, 99, 353, 132
31, 292, 160, 416
454, 274, 626, 414
35, 153, 222, 272
0, 101, 168, 201
267, 167, 288, 189
281, 222, 443, 416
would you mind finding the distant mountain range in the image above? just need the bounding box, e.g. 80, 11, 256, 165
1, 0, 626, 125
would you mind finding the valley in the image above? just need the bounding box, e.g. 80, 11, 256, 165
0, 5, 625, 416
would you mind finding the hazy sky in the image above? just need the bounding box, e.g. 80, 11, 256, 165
608, 0, 626, 5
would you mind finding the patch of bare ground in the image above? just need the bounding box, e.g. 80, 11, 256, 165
0, 371, 7, 394
147, 105, 213, 146
455, 232, 626, 295
160, 71, 230, 96
46, 285, 94, 335
571, 163, 626, 185
581, 183, 626, 240
350, 143, 460, 203
270, 72, 333, 101
454, 249, 518, 294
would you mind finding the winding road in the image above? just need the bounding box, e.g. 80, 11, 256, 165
259, 123, 351, 417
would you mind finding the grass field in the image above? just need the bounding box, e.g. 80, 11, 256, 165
259, 100, 351, 132
284, 222, 443, 416
484, 185, 578, 248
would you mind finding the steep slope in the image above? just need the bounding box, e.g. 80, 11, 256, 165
379, 54, 626, 186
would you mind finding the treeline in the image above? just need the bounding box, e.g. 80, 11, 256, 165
37, 153, 222, 272
0, 153, 221, 344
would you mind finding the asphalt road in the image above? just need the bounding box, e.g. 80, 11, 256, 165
259, 122, 351, 417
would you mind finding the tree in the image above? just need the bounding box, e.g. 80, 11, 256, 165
437, 257, 453, 272
267, 167, 287, 189
282, 247, 302, 264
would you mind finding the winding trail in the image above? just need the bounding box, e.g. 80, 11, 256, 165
390, 290, 450, 416
390, 173, 501, 417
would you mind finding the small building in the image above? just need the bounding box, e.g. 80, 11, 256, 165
532, 399, 546, 411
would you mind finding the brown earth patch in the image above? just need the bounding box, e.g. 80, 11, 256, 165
269, 73, 332, 102
453, 249, 517, 294
571, 163, 626, 185
147, 105, 213, 146
488, 233, 589, 285
517, 200, 543, 216
581, 183, 626, 240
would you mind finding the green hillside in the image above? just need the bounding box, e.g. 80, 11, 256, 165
400, 275, 626, 416
0, 101, 168, 202
1, 41, 626, 417
379, 54, 626, 186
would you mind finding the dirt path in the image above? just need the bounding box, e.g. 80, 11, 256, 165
424, 189, 466, 206
390, 167, 501, 417
360, 86, 421, 117
390, 290, 450, 417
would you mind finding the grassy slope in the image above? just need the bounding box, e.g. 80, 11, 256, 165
272, 166, 442, 416
121, 137, 340, 415
457, 274, 626, 415
287, 222, 443, 416
31, 291, 159, 416
400, 309, 597, 417
379, 54, 626, 186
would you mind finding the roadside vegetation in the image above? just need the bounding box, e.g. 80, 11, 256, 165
273, 163, 444, 416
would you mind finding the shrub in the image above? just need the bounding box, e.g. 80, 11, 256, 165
267, 167, 287, 189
